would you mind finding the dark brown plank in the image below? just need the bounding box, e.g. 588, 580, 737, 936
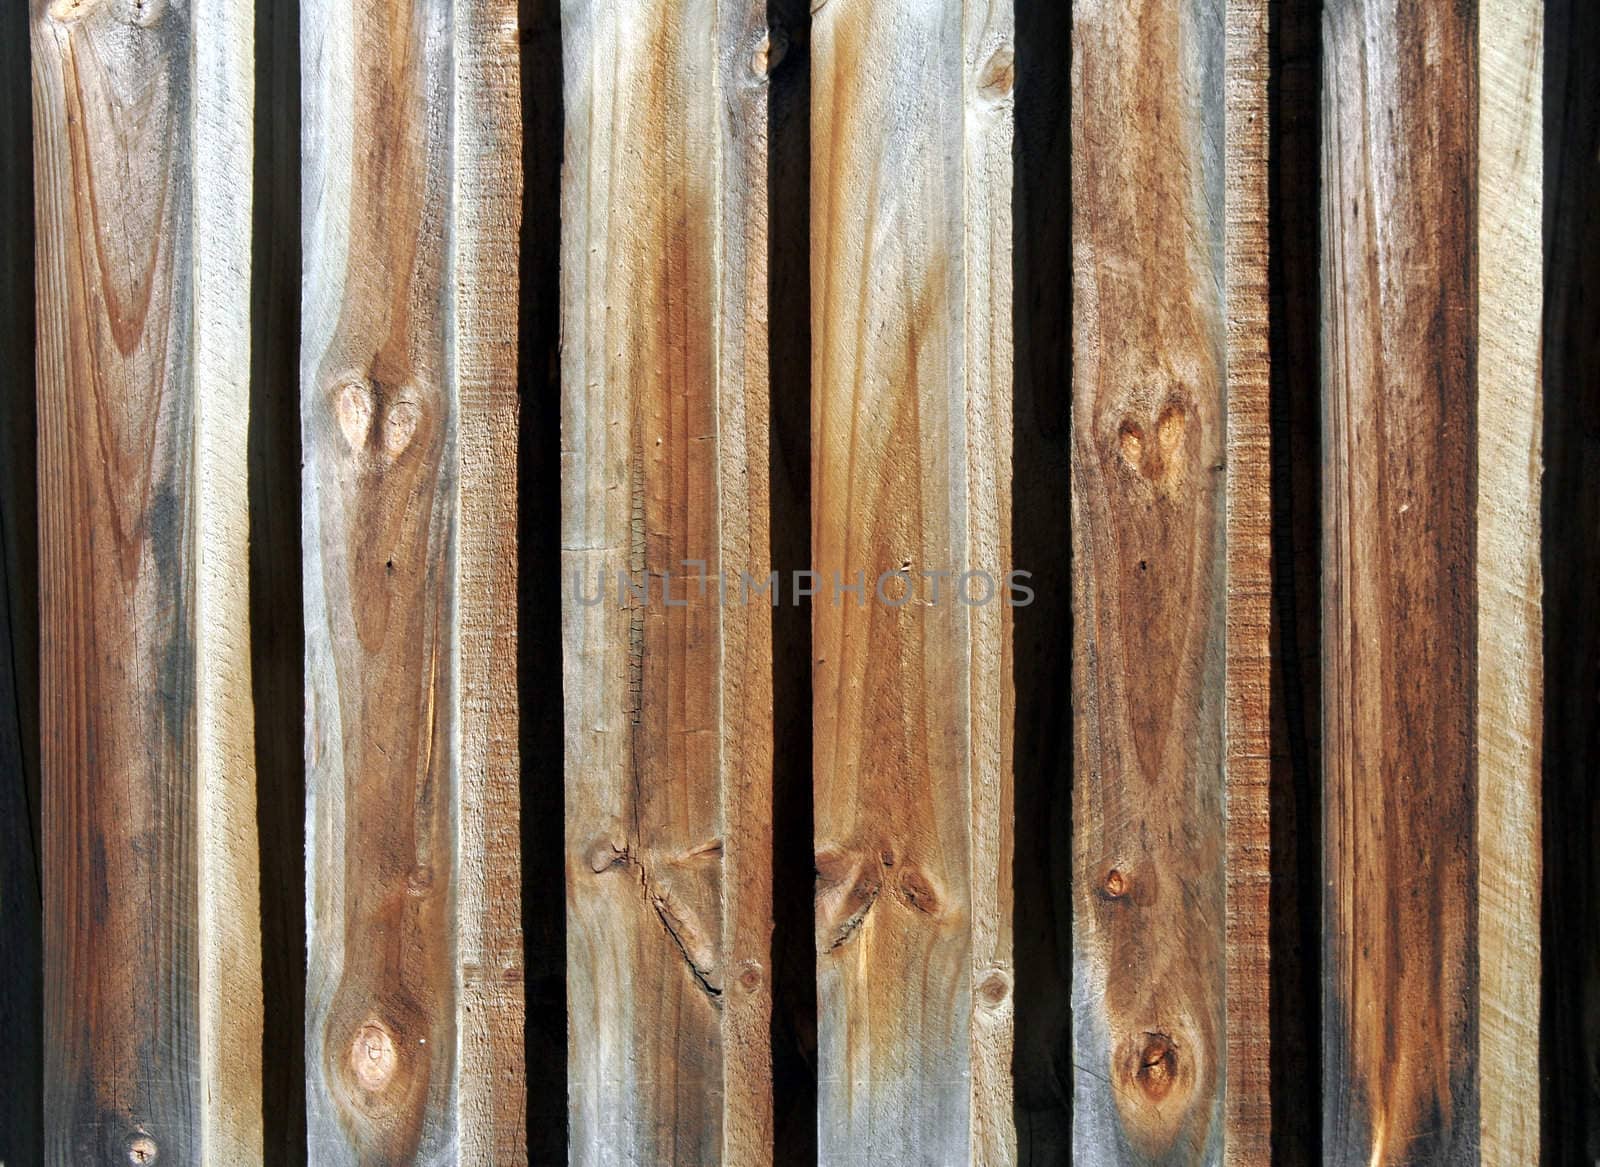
1069, 0, 1227, 1159
1320, 1, 1479, 1159
34, 0, 262, 1160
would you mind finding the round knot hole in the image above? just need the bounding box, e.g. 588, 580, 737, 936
350, 1019, 399, 1092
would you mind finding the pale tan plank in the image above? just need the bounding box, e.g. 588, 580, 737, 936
1225, 0, 1272, 1160
560, 1, 772, 1161
811, 0, 1014, 1161
1478, 0, 1543, 1160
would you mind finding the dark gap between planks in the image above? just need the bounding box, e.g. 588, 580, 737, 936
1011, 0, 1073, 1161
0, 0, 40, 1158
1266, 0, 1323, 1161
248, 0, 308, 1159
767, 0, 819, 1160
1542, 0, 1600, 1159
519, 0, 569, 1158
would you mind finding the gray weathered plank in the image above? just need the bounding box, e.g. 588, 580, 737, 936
33, 0, 262, 1158
811, 0, 1015, 1161
560, 1, 773, 1162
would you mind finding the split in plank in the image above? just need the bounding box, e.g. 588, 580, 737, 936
560, 0, 773, 1162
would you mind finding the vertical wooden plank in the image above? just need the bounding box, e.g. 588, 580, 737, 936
301, 0, 524, 1158
1320, 1, 1478, 1161
33, 0, 262, 1160
1540, 0, 1600, 1157
811, 0, 1014, 1160
560, 0, 772, 1161
1225, 0, 1271, 1160
1478, 0, 1542, 1161
1069, 0, 1227, 1160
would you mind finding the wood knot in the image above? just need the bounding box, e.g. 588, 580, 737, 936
977, 969, 1011, 1009
1134, 1033, 1179, 1101
350, 1019, 399, 1092
737, 961, 764, 993
1100, 868, 1128, 899
585, 838, 628, 873
127, 1135, 158, 1164
335, 378, 375, 451
1117, 397, 1192, 484
382, 399, 422, 459
978, 45, 1015, 98
895, 865, 944, 917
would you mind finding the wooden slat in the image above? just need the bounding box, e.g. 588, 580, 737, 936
33, 0, 262, 1160
1225, 0, 1272, 1160
811, 0, 1014, 1161
301, 0, 524, 1159
1069, 0, 1227, 1160
1320, 1, 1479, 1159
559, 1, 772, 1162
1478, 0, 1542, 1161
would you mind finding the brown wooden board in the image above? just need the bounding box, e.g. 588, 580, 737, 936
1069, 0, 1228, 1160
33, 0, 262, 1160
1320, 0, 1493, 1160
811, 0, 1015, 1161
300, 0, 525, 1159
560, 1, 773, 1162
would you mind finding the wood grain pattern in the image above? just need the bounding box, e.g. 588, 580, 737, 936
811, 0, 1014, 1161
1225, 0, 1271, 1161
560, 1, 772, 1162
1069, 0, 1227, 1160
301, 0, 523, 1159
33, 0, 262, 1160
1320, 1, 1479, 1160
1478, 0, 1542, 1161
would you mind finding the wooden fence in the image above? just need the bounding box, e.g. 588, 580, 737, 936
0, 0, 1593, 1163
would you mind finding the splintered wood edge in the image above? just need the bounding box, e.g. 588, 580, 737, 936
193, 0, 265, 1159
453, 0, 527, 1160
1477, 0, 1543, 1161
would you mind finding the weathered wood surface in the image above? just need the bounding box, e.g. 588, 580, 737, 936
301, 0, 524, 1159
1542, 0, 1600, 1158
811, 0, 1014, 1161
560, 1, 773, 1162
1477, 1, 1543, 1161
33, 0, 262, 1160
1224, 0, 1271, 1161
1320, 0, 1481, 1160
1070, 0, 1227, 1160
